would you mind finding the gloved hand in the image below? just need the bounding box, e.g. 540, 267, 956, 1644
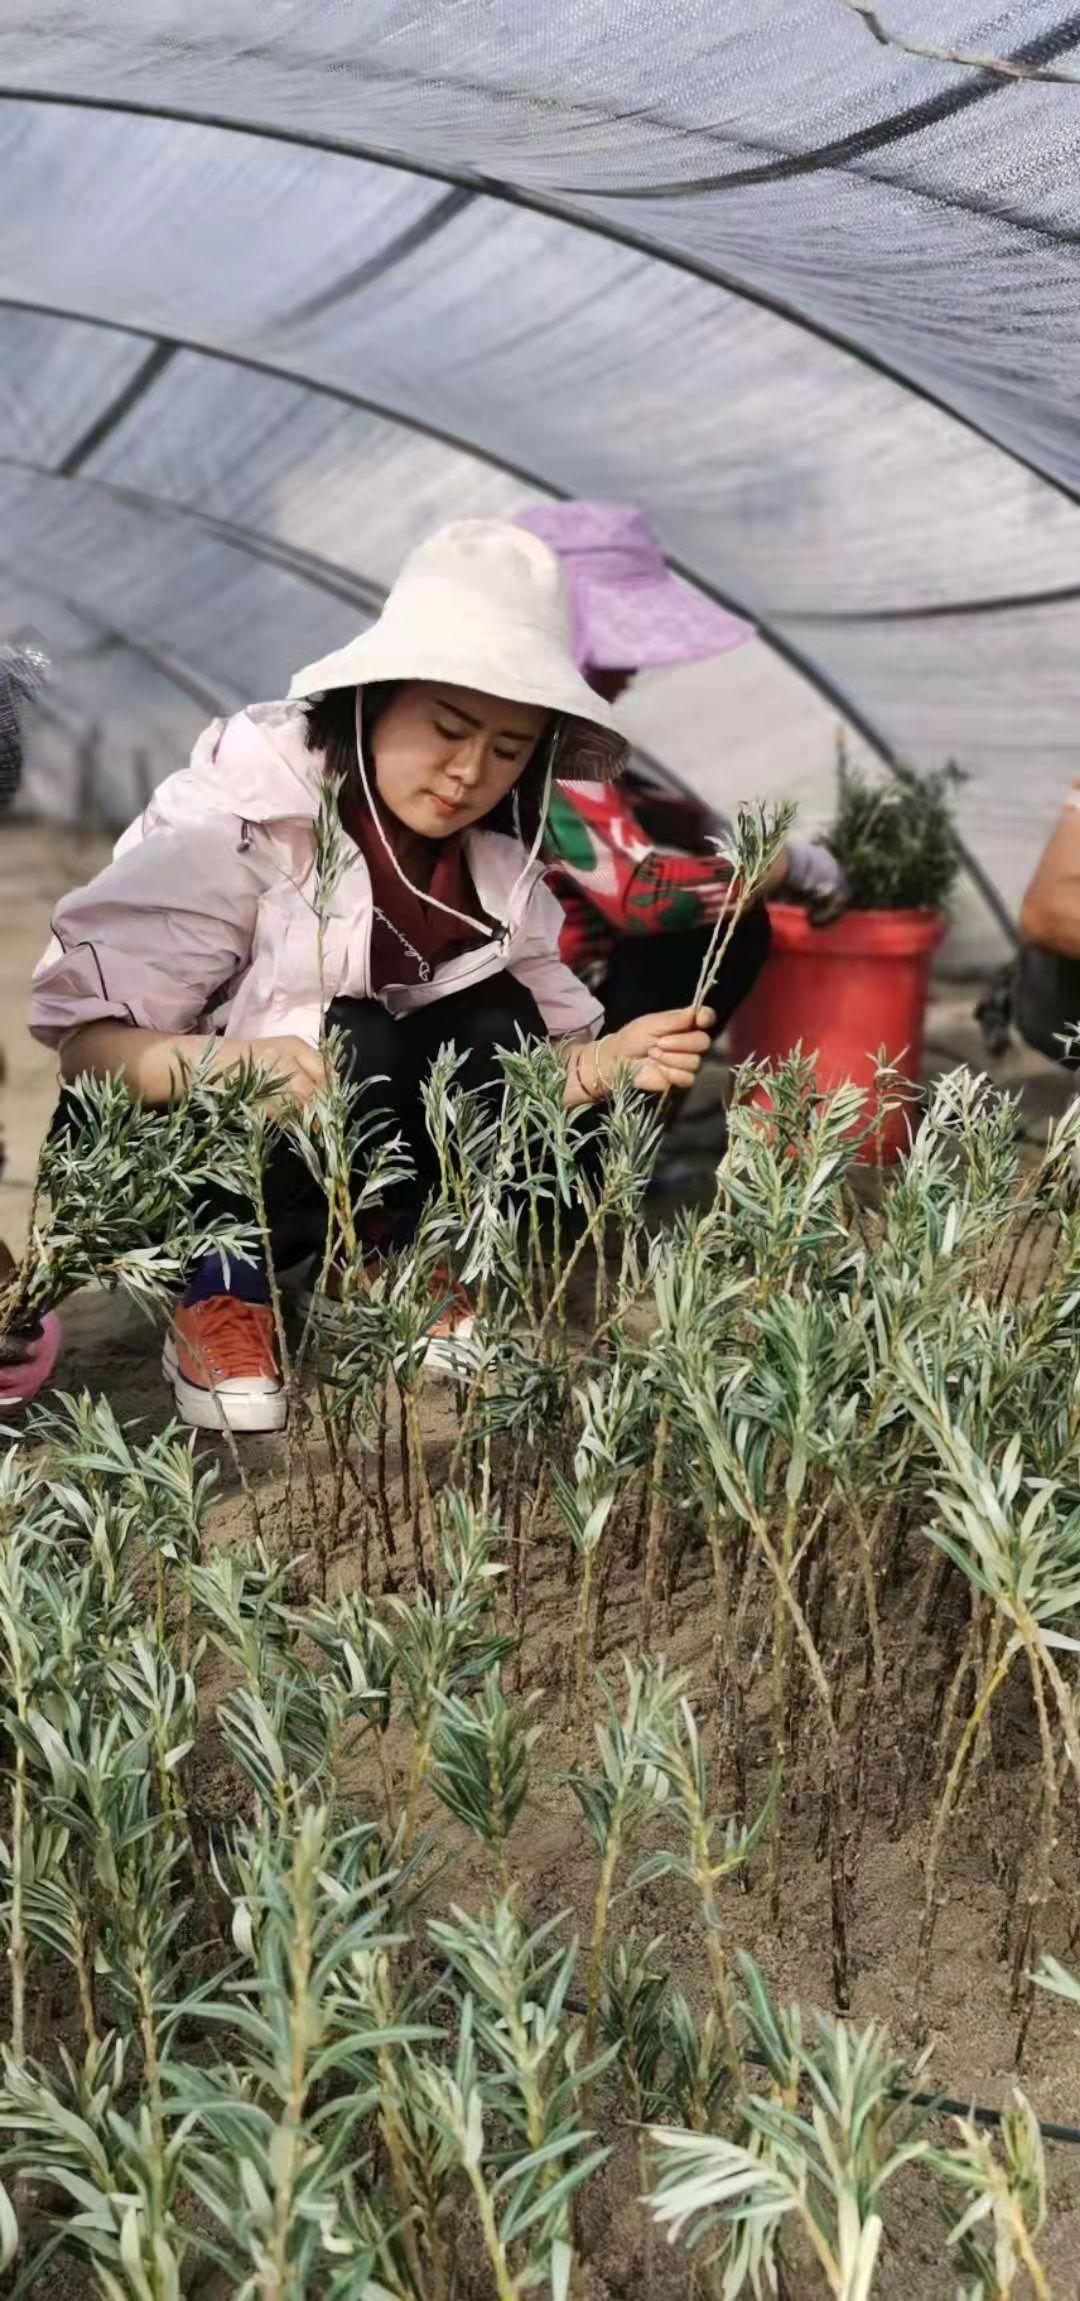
782, 838, 849, 924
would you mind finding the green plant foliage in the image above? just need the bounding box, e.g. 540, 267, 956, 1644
648, 1972, 933, 2300
4, 967, 1080, 2295
825, 741, 963, 912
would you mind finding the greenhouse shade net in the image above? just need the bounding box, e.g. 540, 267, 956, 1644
0, 1, 1079, 963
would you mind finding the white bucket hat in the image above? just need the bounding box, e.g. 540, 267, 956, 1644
289, 519, 627, 780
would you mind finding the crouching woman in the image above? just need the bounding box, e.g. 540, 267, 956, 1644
30, 522, 712, 1432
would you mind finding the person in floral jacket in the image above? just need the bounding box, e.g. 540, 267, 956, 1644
516, 503, 845, 1042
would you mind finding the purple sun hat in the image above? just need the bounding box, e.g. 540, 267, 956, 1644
515, 501, 754, 673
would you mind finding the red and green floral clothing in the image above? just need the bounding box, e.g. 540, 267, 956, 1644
544, 778, 736, 987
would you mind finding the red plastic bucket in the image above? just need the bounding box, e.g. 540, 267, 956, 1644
727, 904, 944, 1163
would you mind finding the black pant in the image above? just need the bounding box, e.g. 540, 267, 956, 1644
1013, 947, 1080, 1071
251, 975, 550, 1267
598, 906, 771, 1039
51, 973, 546, 1276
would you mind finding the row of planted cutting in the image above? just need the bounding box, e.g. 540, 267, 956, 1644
1, 1038, 1079, 2294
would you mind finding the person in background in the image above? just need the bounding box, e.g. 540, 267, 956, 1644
1015, 784, 1080, 1067
0, 639, 63, 1406
0, 1061, 64, 1409
30, 522, 716, 1434
515, 502, 846, 1049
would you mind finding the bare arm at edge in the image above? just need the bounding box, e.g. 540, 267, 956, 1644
1020, 797, 1080, 960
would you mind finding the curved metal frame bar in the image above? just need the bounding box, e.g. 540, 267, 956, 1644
0, 300, 1019, 939
0, 86, 1074, 511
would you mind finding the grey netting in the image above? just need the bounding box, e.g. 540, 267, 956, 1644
1, 2, 1078, 964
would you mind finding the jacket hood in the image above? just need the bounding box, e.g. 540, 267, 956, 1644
114, 702, 323, 856
192, 702, 322, 822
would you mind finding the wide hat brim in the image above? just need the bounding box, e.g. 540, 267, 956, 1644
288, 623, 628, 779
573, 572, 754, 672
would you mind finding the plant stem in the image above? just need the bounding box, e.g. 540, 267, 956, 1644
374, 1381, 396, 1576
261, 1856, 314, 2299
1033, 1634, 1080, 1798
916, 1629, 1012, 2039
398, 1381, 412, 1517
466, 2157, 519, 2301
843, 1487, 885, 1696
827, 1748, 853, 2013
928, 1608, 981, 1798
592, 1212, 607, 1335
692, 1833, 742, 2087
512, 1462, 546, 1693
525, 1153, 546, 1332
704, 1516, 747, 1823
572, 1550, 595, 1737
641, 1414, 669, 1651
7, 1745, 25, 2065
318, 1375, 350, 1559
401, 1710, 434, 1861
74, 1919, 100, 2056
767, 1499, 798, 1924
448, 1357, 490, 1486
584, 1825, 622, 2076
1014, 1623, 1059, 2059
536, 1191, 613, 1346
749, 1507, 835, 1730
1012, 2211, 1052, 2301
250, 1155, 294, 1404
131, 1910, 164, 2153
689, 861, 763, 1021
376, 2047, 431, 2299
403, 1389, 436, 1591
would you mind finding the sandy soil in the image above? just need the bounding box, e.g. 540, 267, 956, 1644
5, 815, 1080, 2297
153, 1408, 1080, 2299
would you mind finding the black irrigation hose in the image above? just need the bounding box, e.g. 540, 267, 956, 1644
553, 1990, 1080, 2146
745, 2054, 1080, 2150
900, 2087, 1080, 2148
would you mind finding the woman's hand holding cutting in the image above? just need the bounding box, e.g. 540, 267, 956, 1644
566, 1006, 715, 1104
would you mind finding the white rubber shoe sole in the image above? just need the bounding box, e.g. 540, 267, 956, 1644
291, 1280, 479, 1382
419, 1328, 480, 1382
162, 1332, 289, 1433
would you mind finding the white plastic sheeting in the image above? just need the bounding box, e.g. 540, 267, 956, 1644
1, 2, 1079, 962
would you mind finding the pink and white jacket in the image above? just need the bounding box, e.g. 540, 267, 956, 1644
30, 702, 603, 1053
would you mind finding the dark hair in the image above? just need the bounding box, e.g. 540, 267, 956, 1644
303, 683, 556, 847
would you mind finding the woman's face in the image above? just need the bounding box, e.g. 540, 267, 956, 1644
369, 681, 549, 841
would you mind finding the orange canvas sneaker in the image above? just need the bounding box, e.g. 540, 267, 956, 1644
163, 1295, 287, 1432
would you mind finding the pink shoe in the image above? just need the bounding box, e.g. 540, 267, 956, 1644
0, 1312, 63, 1409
